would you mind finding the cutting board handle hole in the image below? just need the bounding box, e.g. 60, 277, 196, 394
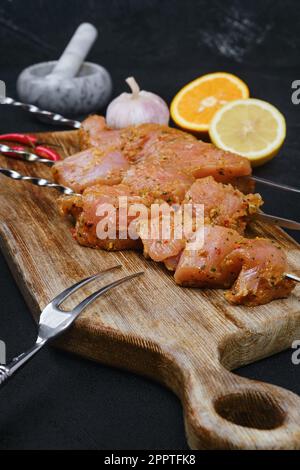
214, 391, 285, 430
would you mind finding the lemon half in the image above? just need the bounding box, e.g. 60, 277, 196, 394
209, 98, 286, 166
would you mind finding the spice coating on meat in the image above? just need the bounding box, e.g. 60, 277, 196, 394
55, 116, 295, 306
52, 148, 130, 193
53, 117, 252, 198
59, 184, 151, 251
174, 226, 295, 306
183, 176, 262, 233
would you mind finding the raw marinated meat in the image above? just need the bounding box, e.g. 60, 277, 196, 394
184, 176, 262, 233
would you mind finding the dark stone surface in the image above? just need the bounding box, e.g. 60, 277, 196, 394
0, 0, 299, 449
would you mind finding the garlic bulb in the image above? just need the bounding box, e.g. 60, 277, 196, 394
106, 76, 170, 128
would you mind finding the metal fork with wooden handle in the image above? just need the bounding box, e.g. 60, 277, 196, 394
0, 265, 143, 386
1, 165, 300, 232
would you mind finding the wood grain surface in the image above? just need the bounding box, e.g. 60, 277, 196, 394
1, 130, 300, 450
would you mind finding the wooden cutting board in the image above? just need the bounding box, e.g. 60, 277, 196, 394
1, 130, 300, 450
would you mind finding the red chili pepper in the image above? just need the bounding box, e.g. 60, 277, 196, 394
34, 145, 61, 161
0, 132, 61, 162
0, 133, 38, 146
0, 133, 61, 150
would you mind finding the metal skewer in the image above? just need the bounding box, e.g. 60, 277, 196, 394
1, 96, 81, 129
0, 144, 54, 166
252, 176, 300, 195
0, 167, 77, 195
254, 211, 300, 231
285, 273, 300, 282
1, 147, 299, 200
0, 166, 299, 283
1, 165, 300, 231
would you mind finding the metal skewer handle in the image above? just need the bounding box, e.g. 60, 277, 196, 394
0, 144, 54, 166
0, 167, 76, 195
1, 97, 81, 129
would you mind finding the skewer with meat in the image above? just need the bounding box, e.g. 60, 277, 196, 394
176, 225, 295, 306
135, 176, 263, 267
137, 222, 295, 306
55, 118, 260, 248
52, 117, 252, 196
79, 116, 251, 184
60, 174, 262, 253
54, 116, 295, 306
53, 118, 197, 193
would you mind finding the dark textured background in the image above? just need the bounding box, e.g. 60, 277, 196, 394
0, 0, 300, 450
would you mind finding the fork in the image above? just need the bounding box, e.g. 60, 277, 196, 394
0, 265, 143, 386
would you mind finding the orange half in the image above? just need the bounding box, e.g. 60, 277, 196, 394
170, 72, 249, 132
